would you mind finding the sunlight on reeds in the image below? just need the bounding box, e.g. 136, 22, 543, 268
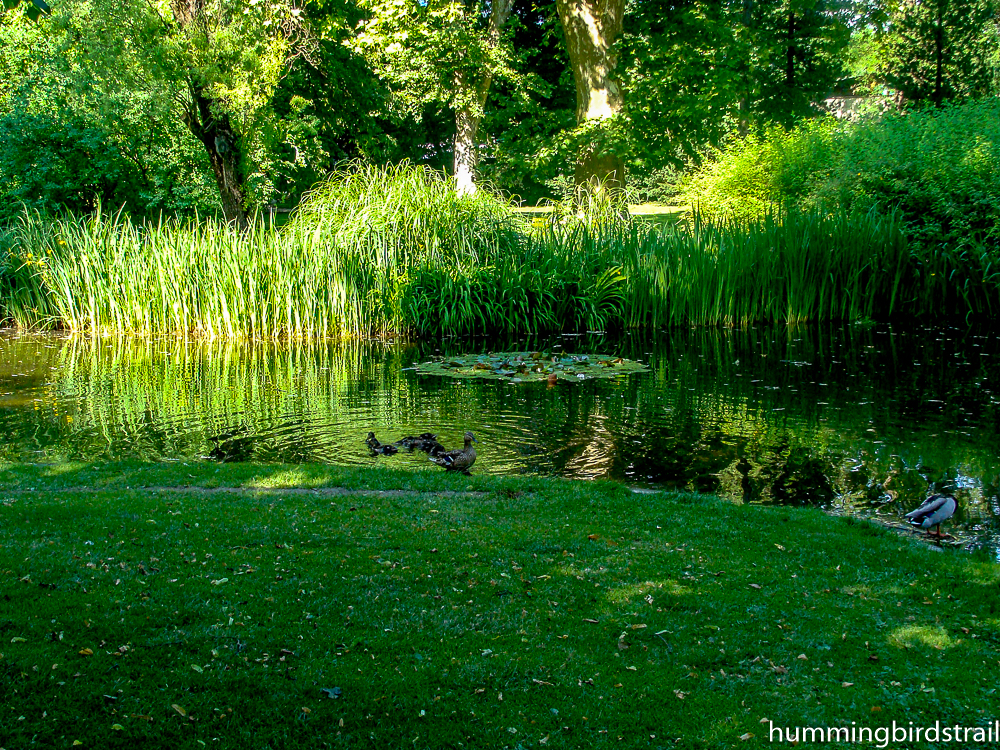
0, 162, 950, 338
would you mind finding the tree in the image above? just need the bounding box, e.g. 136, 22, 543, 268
352, 0, 520, 194
882, 0, 998, 104
555, 0, 627, 192
622, 0, 742, 163
733, 0, 852, 129
7, 0, 311, 226
0, 2, 220, 219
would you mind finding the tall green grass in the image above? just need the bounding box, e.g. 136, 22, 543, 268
0, 162, 973, 337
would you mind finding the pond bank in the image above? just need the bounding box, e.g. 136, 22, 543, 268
2, 461, 998, 749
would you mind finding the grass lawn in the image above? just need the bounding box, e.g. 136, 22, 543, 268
512, 204, 687, 228
1, 461, 998, 749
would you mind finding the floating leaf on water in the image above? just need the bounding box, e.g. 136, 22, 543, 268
414, 352, 649, 383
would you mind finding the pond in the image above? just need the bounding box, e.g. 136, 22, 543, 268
1, 325, 998, 557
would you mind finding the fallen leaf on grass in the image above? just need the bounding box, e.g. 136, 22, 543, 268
531, 679, 554, 686
11, 637, 27, 643
740, 733, 754, 741
78, 648, 93, 656
796, 654, 807, 660
673, 690, 686, 699
842, 682, 854, 688
749, 584, 762, 590
631, 624, 647, 630
172, 704, 187, 716
583, 618, 599, 624
321, 687, 342, 699
587, 534, 599, 541
111, 724, 124, 731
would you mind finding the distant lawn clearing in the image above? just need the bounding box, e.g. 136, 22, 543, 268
513, 204, 687, 226
1, 461, 998, 749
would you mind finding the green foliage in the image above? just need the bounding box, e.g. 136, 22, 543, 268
680, 99, 1000, 257
0, 0, 385, 218
681, 117, 842, 218
2, 164, 927, 335
680, 100, 1000, 316
882, 0, 998, 105
621, 0, 742, 161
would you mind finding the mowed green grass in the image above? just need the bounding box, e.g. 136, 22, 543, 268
1, 461, 998, 749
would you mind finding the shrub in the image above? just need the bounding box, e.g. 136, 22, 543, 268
680, 99, 1000, 256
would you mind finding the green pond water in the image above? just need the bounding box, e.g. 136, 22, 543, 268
1, 325, 998, 556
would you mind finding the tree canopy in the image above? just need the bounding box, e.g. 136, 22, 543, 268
1, 0, 997, 217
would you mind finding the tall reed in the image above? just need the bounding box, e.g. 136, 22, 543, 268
0, 163, 974, 338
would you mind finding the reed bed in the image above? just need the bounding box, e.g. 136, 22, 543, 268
0, 163, 982, 337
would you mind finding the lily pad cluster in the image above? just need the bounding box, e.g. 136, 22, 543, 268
414, 351, 649, 382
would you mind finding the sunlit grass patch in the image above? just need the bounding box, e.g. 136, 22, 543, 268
889, 624, 957, 651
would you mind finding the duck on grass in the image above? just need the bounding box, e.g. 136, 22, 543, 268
905, 493, 959, 538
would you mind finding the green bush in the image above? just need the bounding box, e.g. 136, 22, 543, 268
680, 98, 1000, 256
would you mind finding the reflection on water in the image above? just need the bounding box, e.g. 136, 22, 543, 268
1, 325, 998, 555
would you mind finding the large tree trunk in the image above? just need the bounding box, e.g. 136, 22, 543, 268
185, 86, 248, 227
454, 89, 486, 197
555, 0, 626, 193
452, 0, 513, 196
172, 0, 249, 227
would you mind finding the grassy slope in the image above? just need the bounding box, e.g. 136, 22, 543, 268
1, 461, 998, 749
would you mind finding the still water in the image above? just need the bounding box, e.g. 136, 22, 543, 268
1, 325, 998, 555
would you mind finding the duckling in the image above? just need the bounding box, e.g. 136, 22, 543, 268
365, 432, 398, 456
429, 431, 478, 474
420, 438, 446, 456
904, 493, 958, 538
394, 432, 439, 451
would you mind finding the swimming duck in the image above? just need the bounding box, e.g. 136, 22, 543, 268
429, 431, 478, 474
904, 494, 958, 538
365, 432, 398, 456
394, 432, 439, 451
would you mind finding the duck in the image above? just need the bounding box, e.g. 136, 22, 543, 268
365, 432, 398, 456
429, 431, 478, 474
904, 493, 958, 538
394, 432, 439, 451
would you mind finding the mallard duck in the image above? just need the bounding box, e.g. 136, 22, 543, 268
429, 431, 478, 474
365, 432, 398, 456
904, 494, 958, 538
394, 432, 439, 451
418, 437, 445, 456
